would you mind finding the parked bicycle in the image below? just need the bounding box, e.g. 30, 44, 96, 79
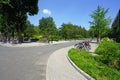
74, 41, 91, 50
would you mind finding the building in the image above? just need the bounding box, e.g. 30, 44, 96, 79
111, 9, 120, 42
112, 9, 120, 36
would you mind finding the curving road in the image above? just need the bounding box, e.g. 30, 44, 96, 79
0, 41, 79, 80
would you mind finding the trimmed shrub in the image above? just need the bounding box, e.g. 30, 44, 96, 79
95, 38, 120, 69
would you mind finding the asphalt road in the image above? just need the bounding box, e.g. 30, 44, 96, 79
0, 41, 79, 80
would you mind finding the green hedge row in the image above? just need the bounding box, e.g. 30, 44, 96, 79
95, 38, 120, 70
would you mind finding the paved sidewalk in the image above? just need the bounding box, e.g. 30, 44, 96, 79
46, 46, 87, 80
89, 42, 98, 52
0, 42, 47, 47
46, 42, 98, 80
0, 41, 72, 47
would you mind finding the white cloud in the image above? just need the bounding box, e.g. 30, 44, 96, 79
43, 9, 51, 15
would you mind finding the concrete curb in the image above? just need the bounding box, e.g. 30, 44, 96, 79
66, 53, 95, 80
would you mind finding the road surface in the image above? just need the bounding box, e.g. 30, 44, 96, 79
0, 41, 79, 80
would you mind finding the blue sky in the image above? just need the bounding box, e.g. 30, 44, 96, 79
28, 0, 120, 30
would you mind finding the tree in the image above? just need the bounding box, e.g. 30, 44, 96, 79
89, 26, 96, 38
59, 23, 72, 39
89, 5, 111, 43
0, 13, 14, 42
0, 0, 39, 43
33, 26, 41, 37
59, 23, 88, 39
23, 21, 35, 40
39, 17, 57, 42
0, 14, 4, 41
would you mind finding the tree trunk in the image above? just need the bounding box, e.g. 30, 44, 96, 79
0, 32, 2, 42
18, 24, 23, 43
97, 26, 101, 43
11, 31, 15, 44
97, 33, 101, 43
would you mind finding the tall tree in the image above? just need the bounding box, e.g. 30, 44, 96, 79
39, 17, 57, 42
0, 0, 38, 43
89, 5, 111, 43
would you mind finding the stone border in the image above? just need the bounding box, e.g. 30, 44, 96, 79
66, 54, 95, 80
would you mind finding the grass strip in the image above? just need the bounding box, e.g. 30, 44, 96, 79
68, 48, 120, 80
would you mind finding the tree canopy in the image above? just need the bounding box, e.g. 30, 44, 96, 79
89, 5, 111, 42
0, 0, 38, 43
39, 17, 58, 42
59, 23, 89, 39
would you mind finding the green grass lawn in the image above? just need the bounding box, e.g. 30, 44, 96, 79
68, 48, 120, 80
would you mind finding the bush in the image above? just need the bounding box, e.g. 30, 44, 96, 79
117, 43, 120, 49
95, 38, 120, 69
68, 48, 120, 80
50, 35, 60, 41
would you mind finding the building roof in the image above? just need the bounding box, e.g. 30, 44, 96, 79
112, 9, 120, 28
